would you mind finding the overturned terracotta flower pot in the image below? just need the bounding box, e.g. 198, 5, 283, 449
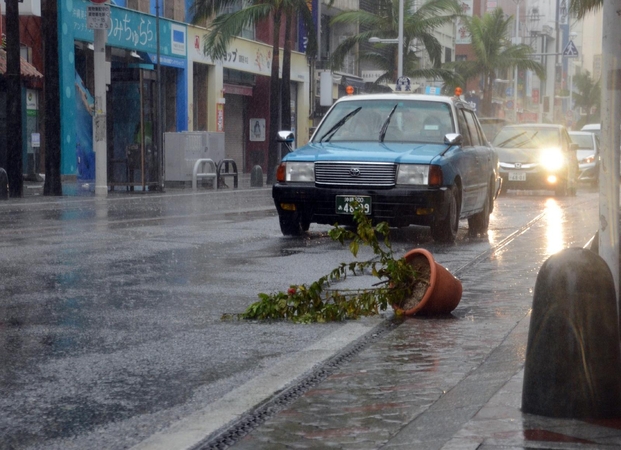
392, 248, 462, 316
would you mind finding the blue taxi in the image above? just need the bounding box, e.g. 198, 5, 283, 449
272, 93, 501, 243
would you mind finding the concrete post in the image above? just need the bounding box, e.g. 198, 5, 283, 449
522, 248, 621, 418
250, 165, 263, 187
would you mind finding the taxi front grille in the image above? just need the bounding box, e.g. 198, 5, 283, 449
315, 162, 396, 187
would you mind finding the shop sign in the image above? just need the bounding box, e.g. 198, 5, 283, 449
249, 119, 266, 142
73, 0, 184, 58
187, 26, 308, 82
216, 103, 224, 132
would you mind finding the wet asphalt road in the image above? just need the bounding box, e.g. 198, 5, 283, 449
0, 184, 600, 449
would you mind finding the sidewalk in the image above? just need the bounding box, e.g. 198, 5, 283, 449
21, 172, 267, 197
212, 196, 621, 450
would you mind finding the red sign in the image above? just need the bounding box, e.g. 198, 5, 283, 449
532, 89, 540, 105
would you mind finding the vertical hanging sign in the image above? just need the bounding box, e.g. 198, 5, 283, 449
298, 0, 318, 53
216, 103, 225, 132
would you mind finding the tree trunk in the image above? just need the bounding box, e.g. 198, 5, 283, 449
266, 8, 282, 185
42, 0, 62, 196
281, 12, 292, 133
5, 0, 23, 197
482, 74, 494, 117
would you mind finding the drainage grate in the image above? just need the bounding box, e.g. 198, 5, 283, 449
192, 320, 397, 450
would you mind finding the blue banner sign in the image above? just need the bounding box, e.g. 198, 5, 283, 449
72, 0, 186, 57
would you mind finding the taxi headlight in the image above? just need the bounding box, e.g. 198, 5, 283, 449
397, 164, 429, 185
284, 162, 315, 182
540, 148, 565, 171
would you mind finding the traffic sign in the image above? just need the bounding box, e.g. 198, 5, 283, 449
87, 5, 110, 30
395, 76, 411, 92
563, 40, 579, 58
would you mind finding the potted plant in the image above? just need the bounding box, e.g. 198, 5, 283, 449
238, 207, 462, 323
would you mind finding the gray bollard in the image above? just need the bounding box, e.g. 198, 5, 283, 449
250, 165, 263, 187
0, 168, 8, 200
522, 247, 621, 418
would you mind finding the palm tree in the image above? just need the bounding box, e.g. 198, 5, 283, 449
569, 0, 602, 19
328, 0, 463, 88
190, 0, 317, 183
572, 70, 600, 126
445, 8, 545, 117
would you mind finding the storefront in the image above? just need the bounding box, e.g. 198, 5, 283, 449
188, 27, 310, 174
0, 50, 43, 179
60, 0, 187, 188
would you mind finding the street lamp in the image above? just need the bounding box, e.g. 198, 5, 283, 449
512, 0, 523, 122
369, 0, 404, 79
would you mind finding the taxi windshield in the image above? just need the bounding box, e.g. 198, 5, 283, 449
312, 99, 454, 144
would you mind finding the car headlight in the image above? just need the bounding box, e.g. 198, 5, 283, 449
580, 154, 595, 164
540, 148, 565, 171
281, 162, 315, 182
397, 164, 430, 185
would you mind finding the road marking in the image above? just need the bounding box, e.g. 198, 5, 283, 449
130, 319, 383, 450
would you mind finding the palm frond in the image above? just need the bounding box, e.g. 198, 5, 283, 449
203, 4, 273, 60
190, 0, 243, 24
569, 0, 602, 19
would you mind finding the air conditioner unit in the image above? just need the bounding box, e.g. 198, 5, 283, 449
0, 0, 40, 16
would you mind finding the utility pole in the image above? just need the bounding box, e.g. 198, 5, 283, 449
512, 0, 522, 123
5, 0, 23, 197
599, 0, 621, 303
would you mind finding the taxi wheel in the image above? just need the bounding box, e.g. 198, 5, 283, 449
431, 185, 460, 243
279, 211, 305, 236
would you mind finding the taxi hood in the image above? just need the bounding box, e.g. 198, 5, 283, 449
282, 141, 450, 165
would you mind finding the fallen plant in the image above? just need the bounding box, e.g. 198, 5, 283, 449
236, 207, 426, 323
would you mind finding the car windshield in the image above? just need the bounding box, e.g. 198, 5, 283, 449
313, 99, 454, 144
570, 133, 596, 150
492, 126, 560, 149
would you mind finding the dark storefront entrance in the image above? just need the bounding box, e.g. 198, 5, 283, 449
107, 68, 159, 190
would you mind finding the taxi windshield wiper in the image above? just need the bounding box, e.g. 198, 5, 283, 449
379, 104, 398, 142
319, 107, 362, 142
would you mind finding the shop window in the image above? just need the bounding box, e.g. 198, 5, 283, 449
223, 69, 256, 86
126, 0, 150, 14
221, 0, 255, 40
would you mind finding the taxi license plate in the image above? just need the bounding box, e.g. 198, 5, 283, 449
508, 172, 526, 181
336, 195, 372, 215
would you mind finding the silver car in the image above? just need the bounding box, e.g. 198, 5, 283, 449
492, 124, 579, 196
569, 131, 599, 186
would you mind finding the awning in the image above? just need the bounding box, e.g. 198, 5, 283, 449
0, 49, 43, 78
337, 73, 365, 89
